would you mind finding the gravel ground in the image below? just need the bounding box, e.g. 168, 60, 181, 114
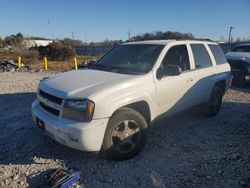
0, 72, 249, 188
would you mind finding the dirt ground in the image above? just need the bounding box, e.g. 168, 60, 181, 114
0, 72, 249, 187
0, 53, 98, 72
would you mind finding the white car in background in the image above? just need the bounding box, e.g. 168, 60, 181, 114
32, 39, 231, 160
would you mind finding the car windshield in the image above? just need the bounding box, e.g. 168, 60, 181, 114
231, 45, 250, 52
89, 44, 164, 75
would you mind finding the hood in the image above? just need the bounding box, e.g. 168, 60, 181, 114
39, 69, 134, 98
225, 52, 250, 62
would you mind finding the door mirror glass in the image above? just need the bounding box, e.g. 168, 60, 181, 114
156, 67, 163, 79
163, 65, 182, 76
157, 65, 181, 79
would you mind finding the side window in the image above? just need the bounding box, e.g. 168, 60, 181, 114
191, 44, 212, 68
162, 45, 190, 71
208, 44, 227, 65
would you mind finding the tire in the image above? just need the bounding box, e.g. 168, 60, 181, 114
206, 86, 223, 117
102, 107, 148, 160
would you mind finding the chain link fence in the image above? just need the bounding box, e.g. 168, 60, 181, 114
73, 45, 116, 56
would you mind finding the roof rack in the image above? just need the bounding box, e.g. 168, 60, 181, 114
175, 38, 214, 42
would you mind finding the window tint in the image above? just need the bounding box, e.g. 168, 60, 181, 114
191, 44, 212, 68
201, 45, 213, 66
208, 44, 227, 65
162, 45, 190, 71
96, 44, 164, 74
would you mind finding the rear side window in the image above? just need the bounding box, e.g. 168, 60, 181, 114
191, 44, 212, 68
208, 44, 227, 65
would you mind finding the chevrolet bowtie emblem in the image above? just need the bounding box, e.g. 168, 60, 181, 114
43, 98, 49, 106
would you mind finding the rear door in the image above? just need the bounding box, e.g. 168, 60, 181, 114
189, 43, 215, 103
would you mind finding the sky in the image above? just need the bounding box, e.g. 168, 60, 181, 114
0, 0, 249, 42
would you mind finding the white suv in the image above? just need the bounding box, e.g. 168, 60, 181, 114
32, 40, 231, 160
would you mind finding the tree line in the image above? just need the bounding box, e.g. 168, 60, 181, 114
0, 31, 195, 62
129, 31, 194, 41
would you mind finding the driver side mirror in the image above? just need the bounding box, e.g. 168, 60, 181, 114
156, 65, 182, 79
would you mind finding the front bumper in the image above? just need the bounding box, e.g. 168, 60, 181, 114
232, 73, 250, 83
31, 99, 109, 151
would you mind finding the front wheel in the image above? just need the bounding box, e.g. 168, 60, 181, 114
102, 107, 148, 160
206, 86, 223, 117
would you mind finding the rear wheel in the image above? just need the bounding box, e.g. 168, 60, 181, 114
206, 86, 223, 117
102, 107, 148, 160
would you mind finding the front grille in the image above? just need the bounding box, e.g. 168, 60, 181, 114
40, 102, 60, 116
228, 59, 249, 77
228, 59, 245, 70
39, 90, 62, 105
38, 89, 62, 116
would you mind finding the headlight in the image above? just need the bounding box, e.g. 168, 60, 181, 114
246, 75, 250, 82
61, 99, 95, 122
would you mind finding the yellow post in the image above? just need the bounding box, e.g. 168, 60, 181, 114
44, 57, 48, 70
18, 56, 21, 68
74, 57, 78, 70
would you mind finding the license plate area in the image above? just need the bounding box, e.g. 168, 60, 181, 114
36, 117, 45, 131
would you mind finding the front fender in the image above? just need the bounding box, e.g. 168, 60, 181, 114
88, 72, 158, 122
92, 90, 158, 122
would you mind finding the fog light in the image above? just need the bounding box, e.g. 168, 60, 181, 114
245, 75, 250, 82
68, 133, 78, 142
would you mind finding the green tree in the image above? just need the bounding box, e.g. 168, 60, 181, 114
130, 31, 194, 41
38, 41, 75, 61
4, 32, 24, 46
62, 38, 82, 46
0, 37, 4, 46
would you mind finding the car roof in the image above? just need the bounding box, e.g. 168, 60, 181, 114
123, 39, 217, 45
234, 43, 250, 47
124, 40, 175, 45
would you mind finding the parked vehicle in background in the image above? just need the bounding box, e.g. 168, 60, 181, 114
32, 40, 231, 160
225, 43, 250, 86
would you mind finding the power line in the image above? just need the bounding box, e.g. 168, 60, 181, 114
202, 30, 228, 37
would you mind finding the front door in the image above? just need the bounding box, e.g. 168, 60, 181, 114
155, 44, 196, 115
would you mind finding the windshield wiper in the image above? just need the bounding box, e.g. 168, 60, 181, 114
108, 66, 144, 75
88, 64, 144, 75
89, 64, 109, 69
111, 68, 142, 75
88, 64, 112, 70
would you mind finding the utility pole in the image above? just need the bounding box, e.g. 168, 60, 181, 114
128, 31, 131, 41
48, 19, 55, 40
228, 26, 234, 43
84, 29, 87, 44
48, 19, 51, 39
71, 32, 75, 40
